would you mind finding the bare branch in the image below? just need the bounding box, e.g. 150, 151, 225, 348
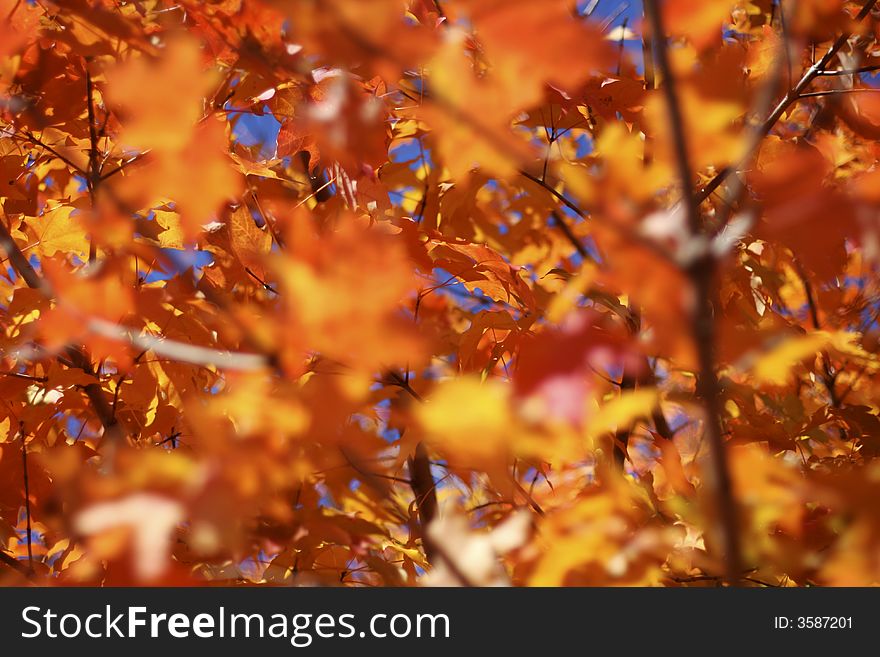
695, 0, 880, 205
815, 64, 880, 75
86, 318, 271, 371
0, 550, 34, 579
20, 425, 33, 573
13, 130, 87, 177
99, 150, 151, 181
645, 0, 742, 586
85, 65, 100, 264
799, 87, 880, 98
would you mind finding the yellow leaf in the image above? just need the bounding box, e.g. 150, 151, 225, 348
58, 542, 86, 572
417, 377, 510, 460
595, 123, 671, 203
663, 0, 732, 50
154, 210, 185, 249
828, 330, 878, 368
753, 331, 834, 386
546, 265, 598, 323
469, 0, 613, 110
228, 204, 272, 277
26, 205, 88, 258
229, 153, 283, 180
586, 389, 659, 444
417, 29, 533, 180
208, 373, 309, 438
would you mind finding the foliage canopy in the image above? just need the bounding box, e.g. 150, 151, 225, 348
2, 0, 880, 587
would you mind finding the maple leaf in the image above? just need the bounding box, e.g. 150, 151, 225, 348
417, 376, 510, 461
104, 38, 217, 154
468, 0, 613, 109
24, 204, 88, 258
227, 204, 273, 279
429, 238, 536, 310
276, 119, 321, 164
274, 217, 424, 373
117, 118, 243, 238
106, 39, 242, 236
414, 30, 537, 179
662, 0, 732, 50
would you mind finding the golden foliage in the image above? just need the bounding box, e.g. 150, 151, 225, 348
0, 0, 879, 589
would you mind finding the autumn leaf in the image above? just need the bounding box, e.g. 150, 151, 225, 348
586, 389, 660, 446
429, 238, 536, 310
662, 0, 732, 50
274, 218, 423, 373
753, 331, 836, 386
227, 204, 272, 279
106, 39, 241, 237
24, 204, 88, 259
117, 118, 243, 238
104, 38, 217, 154
417, 377, 510, 461
468, 0, 613, 109
413, 29, 536, 179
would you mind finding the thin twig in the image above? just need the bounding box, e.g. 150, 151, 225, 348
583, 0, 601, 16
519, 170, 587, 219
85, 66, 100, 264
799, 87, 880, 98
550, 210, 590, 260
0, 371, 47, 382
695, 0, 880, 205
20, 423, 33, 573
99, 150, 151, 181
795, 264, 849, 440
15, 131, 87, 176
244, 267, 279, 294
778, 0, 793, 88
815, 64, 880, 75
521, 171, 675, 264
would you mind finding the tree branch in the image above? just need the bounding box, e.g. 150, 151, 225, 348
645, 0, 742, 586
519, 169, 587, 219
14, 130, 87, 177
86, 318, 270, 371
20, 424, 33, 573
815, 64, 880, 75
85, 65, 100, 264
795, 264, 848, 439
0, 216, 124, 444
408, 441, 439, 561
99, 150, 151, 181
0, 550, 34, 579
550, 210, 591, 260
386, 371, 439, 559
798, 87, 880, 98
695, 0, 879, 205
